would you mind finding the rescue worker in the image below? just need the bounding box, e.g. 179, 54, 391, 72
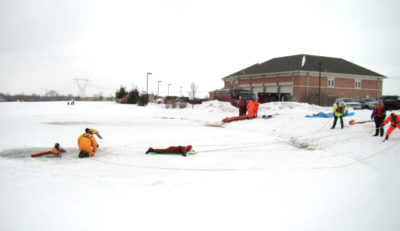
254, 98, 260, 117
381, 113, 400, 141
247, 98, 255, 118
88, 128, 103, 139
371, 100, 386, 136
77, 128, 98, 158
51, 143, 66, 156
238, 97, 246, 116
331, 101, 347, 129
145, 145, 193, 156
31, 143, 66, 157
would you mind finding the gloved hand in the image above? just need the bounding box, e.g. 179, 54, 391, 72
98, 135, 103, 139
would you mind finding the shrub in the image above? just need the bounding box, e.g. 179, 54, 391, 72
127, 89, 139, 104
138, 93, 149, 106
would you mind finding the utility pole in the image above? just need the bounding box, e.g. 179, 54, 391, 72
318, 63, 322, 106
73, 78, 90, 98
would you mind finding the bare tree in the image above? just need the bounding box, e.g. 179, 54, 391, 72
188, 82, 198, 100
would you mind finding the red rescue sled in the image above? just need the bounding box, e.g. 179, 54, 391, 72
222, 115, 250, 123
31, 151, 52, 157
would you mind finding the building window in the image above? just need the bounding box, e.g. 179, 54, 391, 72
328, 79, 334, 88
355, 80, 361, 89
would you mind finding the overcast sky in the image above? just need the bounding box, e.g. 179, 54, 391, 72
1, 0, 399, 97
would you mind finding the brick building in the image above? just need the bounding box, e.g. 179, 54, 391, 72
214, 54, 385, 105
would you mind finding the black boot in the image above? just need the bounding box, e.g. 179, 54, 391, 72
373, 129, 379, 136
79, 151, 89, 158
145, 148, 154, 154
380, 128, 384, 137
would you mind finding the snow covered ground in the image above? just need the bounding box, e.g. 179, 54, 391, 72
0, 101, 399, 231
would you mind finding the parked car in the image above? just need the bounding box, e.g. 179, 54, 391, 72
355, 98, 377, 109
378, 95, 400, 110
335, 98, 362, 110
154, 97, 164, 104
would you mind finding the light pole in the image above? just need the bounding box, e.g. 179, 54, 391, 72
146, 72, 152, 95
157, 81, 162, 96
168, 84, 171, 96
318, 63, 321, 106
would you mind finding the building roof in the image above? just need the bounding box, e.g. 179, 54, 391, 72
225, 54, 385, 78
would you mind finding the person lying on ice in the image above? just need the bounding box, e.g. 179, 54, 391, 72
88, 128, 103, 139
31, 143, 66, 157
78, 128, 98, 158
331, 101, 347, 129
382, 113, 400, 141
145, 145, 193, 156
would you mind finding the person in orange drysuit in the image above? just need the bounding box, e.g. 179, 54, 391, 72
31, 143, 66, 157
145, 145, 193, 156
51, 143, 66, 156
247, 99, 255, 118
382, 113, 400, 141
78, 128, 98, 158
253, 98, 260, 117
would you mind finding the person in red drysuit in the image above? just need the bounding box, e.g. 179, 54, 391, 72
382, 113, 400, 141
238, 98, 246, 116
145, 145, 193, 156
371, 100, 386, 137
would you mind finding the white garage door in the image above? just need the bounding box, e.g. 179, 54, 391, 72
252, 87, 263, 96
280, 85, 293, 94
266, 86, 278, 93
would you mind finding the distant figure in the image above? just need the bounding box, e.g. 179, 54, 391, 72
238, 97, 246, 116
382, 113, 400, 141
78, 128, 98, 158
71, 99, 75, 105
146, 145, 193, 156
371, 100, 386, 136
331, 101, 347, 129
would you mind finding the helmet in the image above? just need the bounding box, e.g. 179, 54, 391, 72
339, 101, 345, 107
54, 143, 60, 148
187, 145, 192, 151
85, 128, 93, 134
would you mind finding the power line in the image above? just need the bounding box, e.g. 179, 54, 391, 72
73, 78, 90, 97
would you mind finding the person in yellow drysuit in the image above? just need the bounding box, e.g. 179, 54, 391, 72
78, 128, 98, 158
